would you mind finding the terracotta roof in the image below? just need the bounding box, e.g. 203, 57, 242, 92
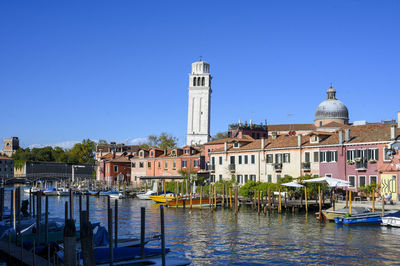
319, 121, 344, 128
344, 123, 398, 144
205, 136, 254, 145
267, 124, 316, 131
110, 155, 131, 163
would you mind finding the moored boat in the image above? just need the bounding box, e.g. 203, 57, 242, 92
320, 207, 371, 221
335, 210, 400, 225
43, 187, 58, 196
57, 187, 70, 196
150, 193, 178, 203
381, 211, 400, 227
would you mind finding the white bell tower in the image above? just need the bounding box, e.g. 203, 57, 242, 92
186, 60, 212, 146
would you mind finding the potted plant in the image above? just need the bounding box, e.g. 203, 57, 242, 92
354, 157, 362, 163
368, 159, 377, 163
347, 160, 355, 165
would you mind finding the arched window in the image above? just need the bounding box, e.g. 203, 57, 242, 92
193, 78, 197, 86
198, 77, 201, 86
201, 77, 205, 86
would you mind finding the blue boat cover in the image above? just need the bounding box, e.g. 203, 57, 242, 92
93, 225, 109, 246
92, 247, 170, 263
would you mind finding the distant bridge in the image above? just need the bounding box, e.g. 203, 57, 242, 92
1, 173, 94, 185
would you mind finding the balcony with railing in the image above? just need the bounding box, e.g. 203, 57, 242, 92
273, 163, 282, 172
229, 164, 236, 172
302, 162, 311, 171
207, 164, 215, 172
356, 160, 368, 171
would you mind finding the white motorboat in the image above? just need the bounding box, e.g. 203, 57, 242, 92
43, 188, 58, 196
57, 188, 70, 196
109, 192, 124, 199
137, 182, 157, 200
382, 211, 400, 227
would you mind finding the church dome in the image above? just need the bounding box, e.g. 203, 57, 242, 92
315, 86, 349, 123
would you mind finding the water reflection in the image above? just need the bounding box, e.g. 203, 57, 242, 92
7, 193, 400, 265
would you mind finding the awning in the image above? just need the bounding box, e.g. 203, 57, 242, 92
303, 176, 350, 188
281, 181, 304, 188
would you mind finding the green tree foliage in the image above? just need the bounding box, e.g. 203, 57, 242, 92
211, 132, 229, 141
11, 139, 96, 164
140, 132, 178, 150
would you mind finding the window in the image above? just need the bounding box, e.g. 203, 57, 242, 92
194, 160, 199, 168
140, 151, 143, 157
251, 155, 255, 164
304, 152, 310, 163
158, 162, 161, 169
150, 151, 154, 157
164, 161, 168, 169
320, 151, 326, 162
211, 157, 215, 166
250, 175, 256, 181
219, 156, 223, 165
283, 153, 290, 163
132, 162, 136, 168
172, 150, 176, 156
347, 150, 355, 161
359, 176, 366, 187
277, 174, 281, 180
113, 165, 118, 173
370, 176, 377, 185
244, 175, 248, 183
275, 154, 282, 164
266, 154, 273, 163
313, 152, 319, 162
348, 176, 355, 187
368, 148, 379, 161
268, 175, 272, 182
211, 175, 215, 182
244, 155, 248, 164
192, 150, 196, 154
182, 160, 187, 168
238, 156, 242, 164
148, 162, 151, 168
237, 175, 243, 184
184, 149, 189, 154
219, 175, 222, 182
234, 142, 239, 148
173, 160, 176, 169
384, 148, 391, 161
321, 151, 337, 162
139, 162, 144, 168
230, 156, 235, 164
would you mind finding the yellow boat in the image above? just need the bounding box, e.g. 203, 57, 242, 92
149, 193, 178, 203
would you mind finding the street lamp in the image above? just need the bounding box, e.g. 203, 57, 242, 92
72, 165, 85, 184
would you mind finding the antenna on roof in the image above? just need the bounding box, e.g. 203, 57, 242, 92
199, 55, 203, 61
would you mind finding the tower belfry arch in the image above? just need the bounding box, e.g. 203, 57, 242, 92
186, 60, 212, 145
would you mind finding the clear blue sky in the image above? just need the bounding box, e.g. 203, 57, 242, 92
1, 0, 399, 148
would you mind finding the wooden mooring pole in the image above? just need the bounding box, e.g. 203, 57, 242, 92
64, 219, 77, 266
80, 210, 95, 266
140, 207, 146, 258
160, 205, 166, 266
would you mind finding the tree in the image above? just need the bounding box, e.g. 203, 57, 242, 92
211, 132, 229, 141
140, 133, 178, 150
69, 139, 96, 164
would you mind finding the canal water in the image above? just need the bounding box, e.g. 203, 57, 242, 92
8, 192, 400, 265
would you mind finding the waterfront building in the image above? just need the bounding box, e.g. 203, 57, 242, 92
101, 154, 131, 185
95, 142, 139, 160
130, 149, 149, 186
186, 60, 212, 146
1, 137, 19, 157
0, 156, 14, 178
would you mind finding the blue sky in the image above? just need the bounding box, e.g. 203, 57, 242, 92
1, 0, 399, 149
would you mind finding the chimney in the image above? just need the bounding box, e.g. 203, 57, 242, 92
338, 130, 344, 145
391, 125, 397, 141
261, 138, 265, 149
345, 129, 351, 142
298, 135, 302, 147
224, 142, 228, 152
272, 131, 277, 139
